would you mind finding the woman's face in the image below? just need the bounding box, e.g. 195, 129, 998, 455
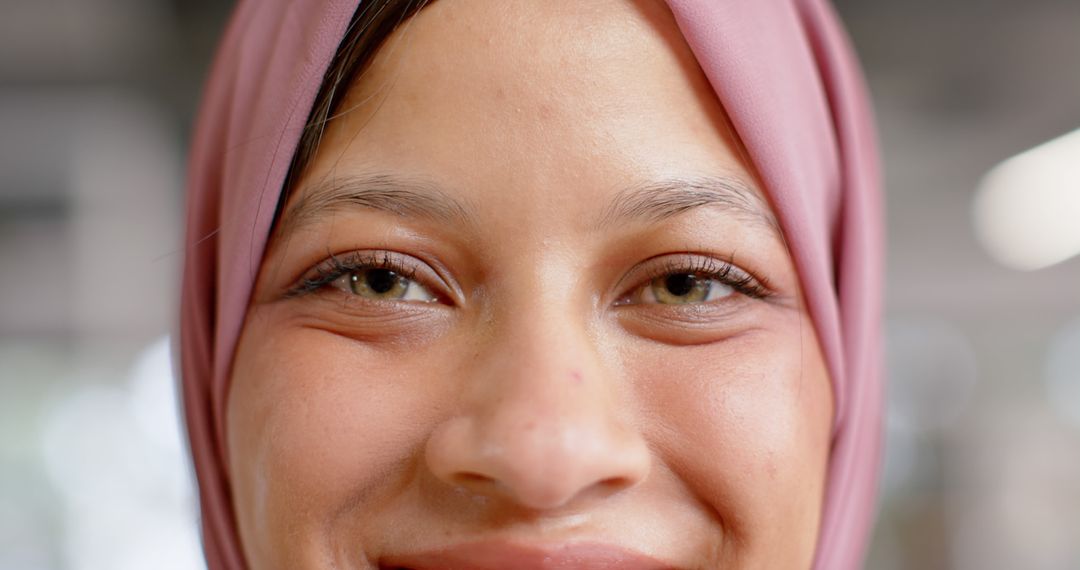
228, 0, 833, 568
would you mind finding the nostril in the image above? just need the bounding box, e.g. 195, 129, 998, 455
599, 476, 629, 488
593, 475, 639, 498
454, 471, 495, 486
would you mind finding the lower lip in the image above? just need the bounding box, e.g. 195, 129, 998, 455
380, 541, 676, 570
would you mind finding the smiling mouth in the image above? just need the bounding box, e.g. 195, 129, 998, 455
379, 540, 680, 570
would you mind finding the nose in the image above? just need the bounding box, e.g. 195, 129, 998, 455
424, 312, 651, 511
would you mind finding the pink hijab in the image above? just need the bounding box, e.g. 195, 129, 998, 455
180, 1, 884, 568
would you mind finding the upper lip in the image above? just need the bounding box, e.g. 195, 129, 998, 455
379, 540, 681, 570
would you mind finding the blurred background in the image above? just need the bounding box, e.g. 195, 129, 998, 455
0, 0, 1077, 568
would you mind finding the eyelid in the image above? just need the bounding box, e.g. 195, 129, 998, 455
615, 252, 773, 303
286, 250, 453, 303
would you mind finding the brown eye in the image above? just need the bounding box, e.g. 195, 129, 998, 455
332, 268, 437, 302
644, 273, 735, 305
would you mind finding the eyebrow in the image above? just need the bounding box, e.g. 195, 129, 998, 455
278, 172, 778, 237
278, 173, 478, 235
594, 175, 780, 234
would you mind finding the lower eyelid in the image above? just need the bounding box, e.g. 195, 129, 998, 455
613, 299, 760, 343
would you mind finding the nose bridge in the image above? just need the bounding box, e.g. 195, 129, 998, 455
476, 255, 610, 418
425, 290, 651, 510
493, 295, 603, 406
483, 307, 611, 455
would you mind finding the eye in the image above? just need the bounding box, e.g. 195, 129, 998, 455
330, 268, 438, 302
286, 250, 445, 303
642, 273, 735, 305
615, 254, 771, 307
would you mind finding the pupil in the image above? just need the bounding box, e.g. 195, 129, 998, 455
365, 269, 399, 294
665, 273, 696, 296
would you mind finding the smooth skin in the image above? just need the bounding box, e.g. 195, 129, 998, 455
228, 0, 834, 568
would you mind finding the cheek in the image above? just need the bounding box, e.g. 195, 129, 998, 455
226, 314, 449, 565
637, 318, 833, 559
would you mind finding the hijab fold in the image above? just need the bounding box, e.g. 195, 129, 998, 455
180, 1, 884, 568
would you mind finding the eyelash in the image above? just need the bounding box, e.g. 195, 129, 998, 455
285, 251, 772, 302
624, 254, 773, 301
286, 251, 422, 299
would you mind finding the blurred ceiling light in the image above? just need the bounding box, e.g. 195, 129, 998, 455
973, 127, 1080, 271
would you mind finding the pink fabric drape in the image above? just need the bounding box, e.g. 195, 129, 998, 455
180, 1, 884, 568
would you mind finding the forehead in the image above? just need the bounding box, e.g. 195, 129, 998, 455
291, 0, 765, 230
